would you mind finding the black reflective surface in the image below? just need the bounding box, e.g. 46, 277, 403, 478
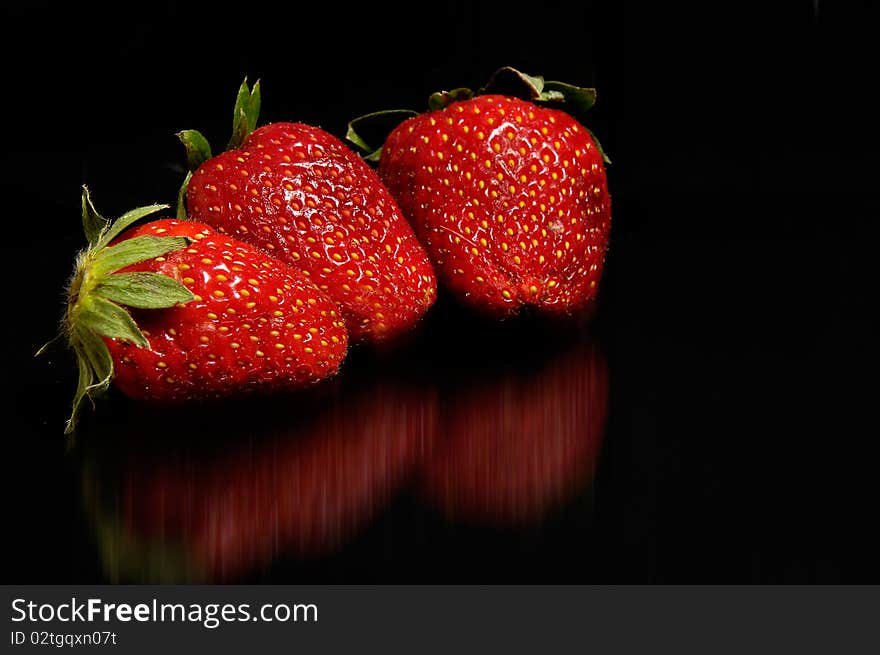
4, 2, 878, 583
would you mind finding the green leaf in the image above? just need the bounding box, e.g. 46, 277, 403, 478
177, 129, 213, 172
346, 109, 418, 158
35, 333, 65, 357
228, 78, 262, 149
585, 127, 612, 165
177, 171, 192, 220
81, 186, 108, 247
92, 235, 190, 276
95, 204, 169, 249
76, 326, 114, 389
364, 148, 383, 163
95, 272, 194, 309
542, 80, 597, 115
427, 88, 474, 111
78, 296, 148, 347
66, 348, 95, 435
65, 327, 115, 434
480, 67, 546, 99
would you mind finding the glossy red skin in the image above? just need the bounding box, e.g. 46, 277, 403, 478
186, 122, 437, 343
107, 220, 348, 402
418, 338, 609, 525
97, 382, 438, 581
380, 95, 611, 317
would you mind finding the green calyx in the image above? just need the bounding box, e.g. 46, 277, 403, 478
176, 78, 261, 218
346, 109, 419, 162
45, 187, 194, 434
346, 66, 610, 164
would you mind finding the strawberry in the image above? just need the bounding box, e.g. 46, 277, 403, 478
179, 80, 437, 343
50, 187, 348, 433
349, 67, 611, 318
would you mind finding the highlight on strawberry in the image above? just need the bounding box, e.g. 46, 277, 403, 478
44, 188, 348, 434
177, 79, 437, 344
347, 66, 612, 319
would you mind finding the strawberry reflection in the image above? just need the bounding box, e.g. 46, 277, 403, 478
79, 373, 437, 582
418, 329, 609, 526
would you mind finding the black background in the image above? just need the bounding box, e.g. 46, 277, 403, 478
3, 1, 878, 583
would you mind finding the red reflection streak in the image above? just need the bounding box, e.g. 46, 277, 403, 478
96, 383, 436, 582
418, 338, 609, 525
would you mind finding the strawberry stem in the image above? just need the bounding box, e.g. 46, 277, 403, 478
44, 187, 194, 434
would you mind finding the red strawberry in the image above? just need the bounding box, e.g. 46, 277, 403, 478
79, 376, 438, 582
180, 80, 437, 344
51, 188, 348, 433
418, 332, 609, 526
351, 67, 611, 318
